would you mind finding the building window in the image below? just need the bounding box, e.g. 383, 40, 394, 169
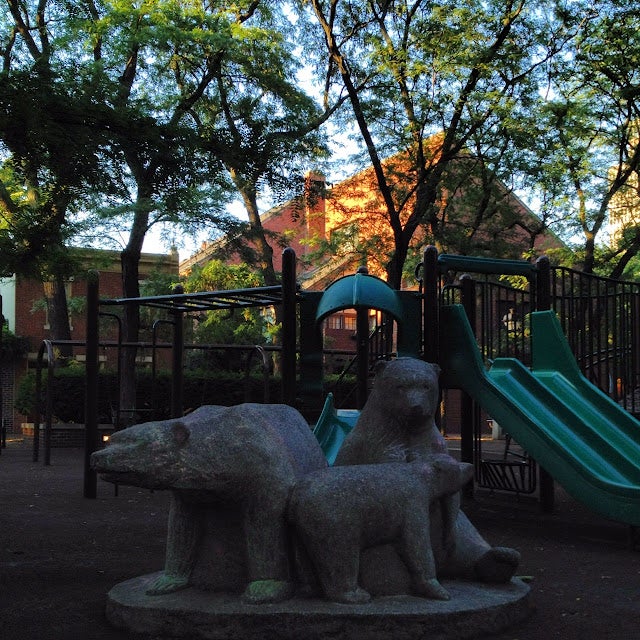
326, 315, 342, 330
343, 315, 357, 331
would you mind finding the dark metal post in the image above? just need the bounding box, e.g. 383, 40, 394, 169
535, 256, 551, 311
535, 255, 555, 512
44, 342, 54, 466
170, 285, 184, 419
0, 295, 3, 453
460, 274, 476, 496
422, 246, 439, 364
84, 272, 99, 499
33, 344, 43, 463
356, 306, 370, 409
281, 248, 297, 406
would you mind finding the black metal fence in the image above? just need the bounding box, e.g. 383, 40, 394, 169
427, 250, 640, 499
437, 258, 640, 418
551, 267, 640, 417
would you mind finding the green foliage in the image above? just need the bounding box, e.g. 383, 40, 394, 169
5, 0, 640, 291
1, 325, 29, 360
300, 0, 566, 285
619, 253, 640, 282
518, 4, 640, 275
182, 259, 269, 347
13, 372, 36, 418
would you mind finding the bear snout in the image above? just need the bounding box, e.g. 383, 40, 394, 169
90, 446, 134, 474
405, 402, 429, 425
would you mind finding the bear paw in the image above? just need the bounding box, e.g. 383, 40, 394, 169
473, 546, 521, 583
415, 577, 450, 601
242, 579, 294, 604
328, 586, 371, 605
146, 573, 190, 596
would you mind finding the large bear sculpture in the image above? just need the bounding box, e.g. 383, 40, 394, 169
335, 358, 521, 585
91, 403, 327, 604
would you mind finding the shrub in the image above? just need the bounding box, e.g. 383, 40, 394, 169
1, 325, 29, 360
14, 367, 359, 424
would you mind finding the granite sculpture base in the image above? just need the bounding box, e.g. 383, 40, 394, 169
106, 572, 532, 640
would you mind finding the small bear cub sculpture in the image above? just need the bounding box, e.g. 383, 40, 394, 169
288, 456, 474, 604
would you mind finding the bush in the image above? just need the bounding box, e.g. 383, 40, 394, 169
14, 369, 118, 423
15, 369, 287, 423
1, 326, 29, 360
14, 367, 359, 424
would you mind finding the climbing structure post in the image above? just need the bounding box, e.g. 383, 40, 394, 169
422, 246, 439, 364
281, 248, 297, 406
84, 271, 99, 499
170, 285, 185, 419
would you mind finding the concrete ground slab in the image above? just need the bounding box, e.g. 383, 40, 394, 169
106, 572, 532, 640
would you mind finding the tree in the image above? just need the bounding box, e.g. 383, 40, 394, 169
197, 8, 330, 287
0, 1, 116, 353
302, 0, 577, 287
181, 259, 271, 370
524, 3, 640, 276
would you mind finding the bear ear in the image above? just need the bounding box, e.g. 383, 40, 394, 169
172, 421, 190, 446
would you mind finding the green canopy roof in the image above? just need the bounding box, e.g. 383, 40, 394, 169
315, 271, 404, 324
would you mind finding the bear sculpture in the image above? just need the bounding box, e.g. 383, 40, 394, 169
335, 358, 520, 584
91, 403, 327, 604
288, 456, 474, 604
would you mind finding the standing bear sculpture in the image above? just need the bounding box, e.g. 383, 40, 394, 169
335, 358, 520, 586
91, 403, 327, 604
288, 456, 474, 604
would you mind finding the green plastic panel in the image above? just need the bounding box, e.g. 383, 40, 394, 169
313, 393, 359, 465
315, 272, 404, 323
439, 304, 640, 526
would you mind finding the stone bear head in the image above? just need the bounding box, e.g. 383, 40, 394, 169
418, 454, 474, 497
91, 419, 191, 490
370, 358, 441, 430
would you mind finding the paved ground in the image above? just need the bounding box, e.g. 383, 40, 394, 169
1, 436, 639, 639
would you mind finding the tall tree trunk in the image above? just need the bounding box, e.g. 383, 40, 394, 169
118, 200, 148, 426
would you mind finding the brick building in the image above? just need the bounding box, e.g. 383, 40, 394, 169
0, 248, 179, 434
181, 163, 566, 357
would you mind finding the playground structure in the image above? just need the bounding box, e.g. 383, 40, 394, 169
23, 246, 640, 531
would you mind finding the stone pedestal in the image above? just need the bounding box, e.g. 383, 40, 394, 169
106, 572, 532, 640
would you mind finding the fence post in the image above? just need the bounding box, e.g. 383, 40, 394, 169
355, 265, 371, 409
460, 274, 477, 497
0, 295, 3, 453
535, 255, 551, 311
84, 271, 99, 499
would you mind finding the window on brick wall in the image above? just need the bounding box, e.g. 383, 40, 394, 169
343, 315, 357, 331
326, 315, 342, 330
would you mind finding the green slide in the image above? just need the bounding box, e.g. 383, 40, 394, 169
439, 304, 640, 527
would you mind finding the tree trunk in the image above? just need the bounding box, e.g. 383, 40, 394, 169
118, 202, 148, 426
45, 274, 73, 362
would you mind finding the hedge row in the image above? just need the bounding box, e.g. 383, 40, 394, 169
15, 368, 356, 425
